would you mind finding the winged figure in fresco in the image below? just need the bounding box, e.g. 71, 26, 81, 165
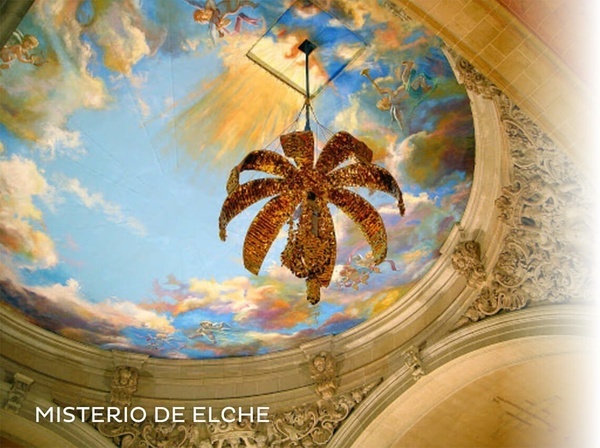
219, 130, 405, 305
0, 30, 45, 71
336, 252, 400, 290
183, 0, 260, 39
361, 60, 434, 134
188, 321, 231, 344
145, 332, 180, 351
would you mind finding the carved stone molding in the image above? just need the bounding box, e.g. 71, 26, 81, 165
309, 351, 337, 400
451, 241, 486, 289
403, 347, 425, 381
110, 366, 140, 408
94, 380, 380, 447
447, 49, 501, 100
459, 89, 592, 324
3, 372, 34, 414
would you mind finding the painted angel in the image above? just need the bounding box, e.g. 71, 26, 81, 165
0, 30, 45, 71
362, 60, 434, 134
189, 321, 231, 344
183, 0, 260, 39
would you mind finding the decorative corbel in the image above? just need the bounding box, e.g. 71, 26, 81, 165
109, 350, 148, 408
451, 240, 487, 289
109, 365, 139, 408
4, 372, 34, 414
309, 351, 338, 400
443, 46, 501, 100
403, 346, 426, 381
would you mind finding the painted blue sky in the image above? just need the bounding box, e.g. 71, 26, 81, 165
0, 0, 474, 358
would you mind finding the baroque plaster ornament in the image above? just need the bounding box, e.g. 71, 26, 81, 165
309, 351, 337, 400
269, 379, 381, 447
448, 48, 500, 100
4, 372, 34, 413
451, 240, 486, 288
94, 379, 381, 447
110, 366, 140, 408
96, 420, 203, 448
451, 54, 592, 324
208, 419, 264, 448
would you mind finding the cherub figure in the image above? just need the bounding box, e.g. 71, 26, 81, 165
336, 252, 399, 290
362, 60, 433, 134
184, 0, 260, 39
0, 32, 45, 71
309, 352, 337, 399
189, 320, 231, 344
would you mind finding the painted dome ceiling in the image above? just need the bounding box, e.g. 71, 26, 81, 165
0, 0, 475, 359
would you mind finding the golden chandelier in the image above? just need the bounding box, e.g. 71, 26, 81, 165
219, 40, 405, 304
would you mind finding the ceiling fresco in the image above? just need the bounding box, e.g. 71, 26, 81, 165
0, 0, 475, 359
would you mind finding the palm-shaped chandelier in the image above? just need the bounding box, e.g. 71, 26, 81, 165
219, 39, 406, 304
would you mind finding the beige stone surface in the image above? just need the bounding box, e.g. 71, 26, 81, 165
394, 0, 592, 172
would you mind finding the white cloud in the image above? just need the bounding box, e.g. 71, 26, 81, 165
137, 98, 151, 118
384, 135, 413, 179
63, 178, 146, 236
182, 38, 200, 52
38, 124, 85, 160
378, 192, 431, 215
31, 278, 174, 334
0, 155, 58, 268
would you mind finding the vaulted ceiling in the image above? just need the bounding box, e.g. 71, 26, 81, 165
0, 1, 594, 447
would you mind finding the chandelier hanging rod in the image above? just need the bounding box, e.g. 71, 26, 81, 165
298, 39, 317, 131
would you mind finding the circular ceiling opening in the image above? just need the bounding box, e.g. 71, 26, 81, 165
0, 0, 474, 358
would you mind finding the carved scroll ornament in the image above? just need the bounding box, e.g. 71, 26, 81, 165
95, 380, 380, 447
451, 54, 592, 323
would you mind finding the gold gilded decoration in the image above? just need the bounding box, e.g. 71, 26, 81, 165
219, 130, 405, 304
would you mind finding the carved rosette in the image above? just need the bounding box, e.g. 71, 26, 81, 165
459, 83, 592, 323
451, 241, 486, 289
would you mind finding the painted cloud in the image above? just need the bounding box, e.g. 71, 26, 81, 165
0, 0, 474, 359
